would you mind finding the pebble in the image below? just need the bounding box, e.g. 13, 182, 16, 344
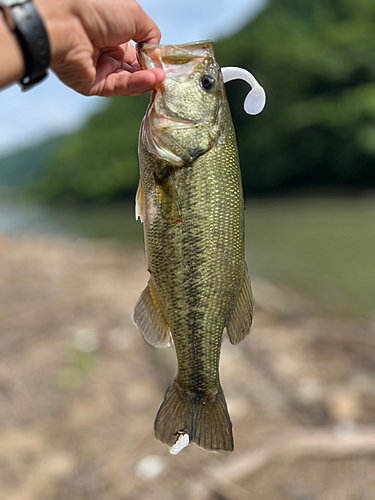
135, 455, 166, 481
74, 328, 99, 352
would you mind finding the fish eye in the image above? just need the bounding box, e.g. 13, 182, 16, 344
201, 74, 215, 91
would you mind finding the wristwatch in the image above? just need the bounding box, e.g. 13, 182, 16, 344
0, 0, 50, 90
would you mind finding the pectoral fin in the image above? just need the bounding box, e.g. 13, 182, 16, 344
225, 272, 253, 344
155, 168, 182, 225
135, 180, 145, 223
133, 280, 171, 347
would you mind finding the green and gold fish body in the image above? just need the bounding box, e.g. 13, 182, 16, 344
134, 41, 253, 453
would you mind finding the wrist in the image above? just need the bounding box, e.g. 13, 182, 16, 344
0, 10, 25, 87
33, 0, 76, 68
0, 0, 52, 89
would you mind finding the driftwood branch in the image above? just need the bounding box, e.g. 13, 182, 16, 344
184, 426, 375, 500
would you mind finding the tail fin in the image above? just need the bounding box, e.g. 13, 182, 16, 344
154, 380, 233, 453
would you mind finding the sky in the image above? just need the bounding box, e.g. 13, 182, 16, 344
0, 0, 266, 157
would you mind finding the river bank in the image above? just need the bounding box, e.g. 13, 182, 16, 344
1, 233, 375, 499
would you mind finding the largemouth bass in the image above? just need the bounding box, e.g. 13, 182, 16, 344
134, 41, 255, 453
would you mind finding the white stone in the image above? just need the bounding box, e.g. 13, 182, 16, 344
135, 455, 166, 481
74, 328, 99, 352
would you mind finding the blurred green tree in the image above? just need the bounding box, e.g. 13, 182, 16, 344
35, 95, 148, 202
216, 0, 375, 194
35, 0, 375, 201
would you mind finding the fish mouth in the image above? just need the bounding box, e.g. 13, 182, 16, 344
137, 40, 214, 71
138, 41, 219, 165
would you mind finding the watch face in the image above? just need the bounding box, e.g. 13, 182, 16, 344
1, 0, 29, 7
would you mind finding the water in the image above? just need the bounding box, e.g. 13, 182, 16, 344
0, 202, 144, 246
1, 197, 374, 319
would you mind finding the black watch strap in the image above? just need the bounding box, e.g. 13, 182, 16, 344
1, 0, 50, 90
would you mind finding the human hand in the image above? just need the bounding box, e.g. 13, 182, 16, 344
15, 0, 165, 95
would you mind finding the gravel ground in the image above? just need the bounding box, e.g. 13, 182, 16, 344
0, 233, 374, 500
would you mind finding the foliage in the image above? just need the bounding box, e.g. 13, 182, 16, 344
33, 95, 149, 202
215, 0, 375, 194
34, 0, 375, 201
0, 136, 65, 186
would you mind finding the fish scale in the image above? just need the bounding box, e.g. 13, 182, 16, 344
133, 41, 253, 452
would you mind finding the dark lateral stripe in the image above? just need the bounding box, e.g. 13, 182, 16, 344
182, 171, 205, 390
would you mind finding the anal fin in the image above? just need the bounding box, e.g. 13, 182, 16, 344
225, 271, 253, 344
133, 280, 171, 347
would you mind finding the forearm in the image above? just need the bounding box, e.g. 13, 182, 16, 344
0, 11, 24, 88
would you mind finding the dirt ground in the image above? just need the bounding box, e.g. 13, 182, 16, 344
0, 233, 375, 500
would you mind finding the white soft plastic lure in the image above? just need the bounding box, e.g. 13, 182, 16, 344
170, 433, 190, 455
221, 66, 266, 115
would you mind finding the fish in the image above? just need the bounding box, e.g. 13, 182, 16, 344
133, 40, 254, 453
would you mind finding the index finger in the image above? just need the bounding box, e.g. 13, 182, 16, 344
83, 0, 162, 48
129, 1, 161, 45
